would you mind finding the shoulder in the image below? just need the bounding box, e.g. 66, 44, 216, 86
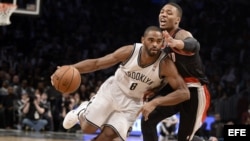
159, 57, 178, 76
160, 56, 175, 66
113, 44, 136, 62
175, 29, 193, 40
115, 44, 137, 56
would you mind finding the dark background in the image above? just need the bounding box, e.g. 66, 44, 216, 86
0, 0, 250, 132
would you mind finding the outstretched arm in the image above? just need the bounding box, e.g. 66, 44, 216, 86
163, 30, 200, 52
72, 45, 134, 73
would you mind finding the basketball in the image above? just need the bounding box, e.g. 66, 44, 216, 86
52, 65, 81, 94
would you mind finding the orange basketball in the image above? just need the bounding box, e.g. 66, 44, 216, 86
52, 65, 81, 94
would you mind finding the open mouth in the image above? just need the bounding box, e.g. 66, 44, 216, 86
159, 18, 167, 27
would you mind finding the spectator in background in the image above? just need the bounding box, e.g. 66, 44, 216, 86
0, 91, 5, 128
60, 95, 81, 132
21, 90, 48, 132
159, 114, 179, 141
15, 80, 34, 99
0, 80, 9, 96
210, 113, 224, 139
14, 90, 30, 130
2, 86, 18, 129
40, 91, 54, 131
51, 93, 69, 132
237, 91, 249, 123
195, 122, 210, 140
241, 104, 250, 125
78, 84, 90, 101
10, 74, 21, 95
72, 92, 82, 108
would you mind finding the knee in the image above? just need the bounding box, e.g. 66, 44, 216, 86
81, 127, 96, 134
100, 126, 118, 139
22, 118, 28, 124
79, 117, 97, 134
41, 119, 48, 125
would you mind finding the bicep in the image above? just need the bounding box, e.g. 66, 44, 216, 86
175, 30, 193, 40
160, 59, 185, 90
95, 45, 133, 69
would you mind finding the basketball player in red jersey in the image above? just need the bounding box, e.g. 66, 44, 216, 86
140, 2, 211, 141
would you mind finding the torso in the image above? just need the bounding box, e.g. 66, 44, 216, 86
166, 28, 209, 84
114, 43, 166, 99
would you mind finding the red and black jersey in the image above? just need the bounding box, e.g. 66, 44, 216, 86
163, 28, 209, 85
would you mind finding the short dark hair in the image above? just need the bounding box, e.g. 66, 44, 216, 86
167, 2, 183, 18
143, 26, 162, 36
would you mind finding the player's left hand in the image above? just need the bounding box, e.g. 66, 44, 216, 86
143, 89, 155, 102
163, 31, 177, 48
137, 101, 157, 121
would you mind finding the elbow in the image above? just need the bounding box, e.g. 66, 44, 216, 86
183, 37, 200, 52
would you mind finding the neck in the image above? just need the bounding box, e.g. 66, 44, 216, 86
140, 48, 160, 67
161, 27, 179, 36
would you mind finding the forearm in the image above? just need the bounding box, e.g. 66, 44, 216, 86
72, 59, 100, 73
22, 103, 30, 114
151, 89, 190, 106
35, 104, 45, 114
182, 37, 200, 52
173, 37, 199, 52
73, 57, 118, 73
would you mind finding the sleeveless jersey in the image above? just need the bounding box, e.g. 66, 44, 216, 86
114, 43, 166, 99
164, 28, 209, 85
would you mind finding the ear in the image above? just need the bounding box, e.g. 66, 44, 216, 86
141, 36, 144, 43
175, 17, 181, 24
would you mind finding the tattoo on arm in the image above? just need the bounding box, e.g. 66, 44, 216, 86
174, 30, 193, 40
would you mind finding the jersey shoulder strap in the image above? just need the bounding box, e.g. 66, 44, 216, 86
172, 28, 182, 38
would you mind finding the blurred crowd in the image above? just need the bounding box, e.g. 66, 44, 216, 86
0, 0, 250, 138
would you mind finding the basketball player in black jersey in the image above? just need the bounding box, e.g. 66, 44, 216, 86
140, 2, 212, 141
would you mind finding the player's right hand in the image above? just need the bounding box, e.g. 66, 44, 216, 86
50, 66, 61, 86
143, 89, 155, 102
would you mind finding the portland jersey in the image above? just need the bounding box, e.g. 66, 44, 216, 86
114, 43, 166, 99
164, 28, 209, 85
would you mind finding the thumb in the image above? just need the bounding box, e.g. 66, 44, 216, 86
136, 108, 142, 117
163, 31, 171, 38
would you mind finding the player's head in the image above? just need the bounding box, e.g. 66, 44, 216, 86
141, 26, 163, 56
159, 2, 182, 31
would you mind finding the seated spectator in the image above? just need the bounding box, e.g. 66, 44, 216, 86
159, 114, 179, 141
14, 90, 30, 130
40, 91, 54, 131
210, 113, 224, 139
2, 86, 18, 129
0, 93, 5, 128
21, 90, 48, 132
0, 80, 9, 96
61, 95, 81, 132
195, 122, 210, 139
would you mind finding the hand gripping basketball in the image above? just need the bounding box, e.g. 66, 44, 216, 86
51, 65, 81, 94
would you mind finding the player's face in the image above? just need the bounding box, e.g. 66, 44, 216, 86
141, 31, 163, 56
159, 4, 180, 30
